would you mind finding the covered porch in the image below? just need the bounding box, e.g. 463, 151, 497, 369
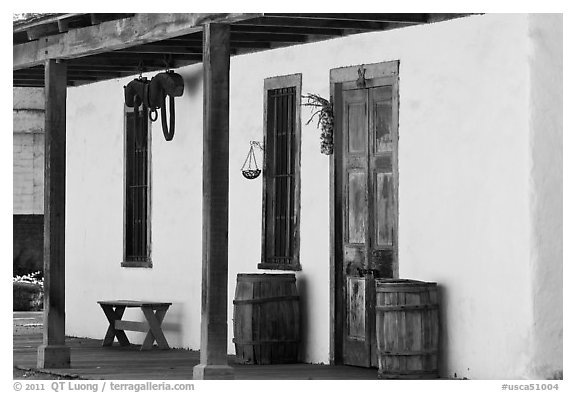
13, 12, 469, 380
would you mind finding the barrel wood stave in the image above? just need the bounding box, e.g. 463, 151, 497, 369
376, 279, 439, 379
233, 273, 300, 365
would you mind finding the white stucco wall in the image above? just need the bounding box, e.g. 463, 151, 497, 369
528, 13, 563, 379
395, 15, 534, 379
65, 13, 561, 379
13, 87, 44, 214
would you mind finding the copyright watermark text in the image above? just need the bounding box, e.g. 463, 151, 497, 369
13, 381, 194, 392
502, 384, 560, 391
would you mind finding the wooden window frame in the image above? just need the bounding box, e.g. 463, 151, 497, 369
259, 73, 302, 271
121, 104, 152, 268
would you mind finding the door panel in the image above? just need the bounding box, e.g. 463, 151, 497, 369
368, 86, 397, 281
340, 81, 398, 368
344, 275, 374, 367
347, 171, 367, 244
347, 102, 368, 154
342, 88, 371, 366
375, 172, 394, 246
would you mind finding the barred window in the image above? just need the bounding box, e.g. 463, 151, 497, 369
122, 106, 151, 267
259, 74, 302, 271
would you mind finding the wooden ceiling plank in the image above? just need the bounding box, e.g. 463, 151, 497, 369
230, 24, 344, 36
237, 16, 415, 31
26, 23, 60, 41
13, 73, 44, 79
230, 32, 308, 43
117, 45, 204, 55
99, 52, 203, 62
264, 13, 429, 24
14, 82, 45, 87
66, 56, 195, 71
14, 13, 262, 70
68, 64, 142, 72
167, 37, 271, 49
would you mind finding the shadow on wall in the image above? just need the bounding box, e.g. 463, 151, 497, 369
296, 275, 308, 363
181, 68, 203, 94
437, 284, 449, 378
158, 302, 183, 348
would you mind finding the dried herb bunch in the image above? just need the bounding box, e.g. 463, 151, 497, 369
302, 93, 334, 155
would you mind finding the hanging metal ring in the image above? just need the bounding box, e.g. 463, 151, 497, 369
149, 108, 158, 122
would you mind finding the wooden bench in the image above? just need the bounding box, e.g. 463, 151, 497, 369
97, 300, 172, 350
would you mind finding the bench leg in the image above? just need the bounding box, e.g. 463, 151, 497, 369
100, 304, 130, 347
141, 306, 170, 350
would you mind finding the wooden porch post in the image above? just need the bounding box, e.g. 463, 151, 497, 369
192, 23, 234, 380
37, 59, 70, 368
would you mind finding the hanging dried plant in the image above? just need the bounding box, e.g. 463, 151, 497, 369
302, 93, 334, 155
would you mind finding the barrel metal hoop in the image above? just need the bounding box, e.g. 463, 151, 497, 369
377, 287, 437, 293
233, 295, 300, 305
237, 276, 296, 282
378, 349, 438, 356
233, 338, 300, 344
376, 304, 438, 311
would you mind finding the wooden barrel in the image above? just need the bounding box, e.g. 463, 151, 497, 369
233, 273, 300, 364
375, 279, 439, 379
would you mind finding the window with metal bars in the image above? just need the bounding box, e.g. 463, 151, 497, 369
259, 74, 302, 271
122, 106, 151, 268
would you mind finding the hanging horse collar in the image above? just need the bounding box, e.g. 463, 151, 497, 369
124, 69, 185, 141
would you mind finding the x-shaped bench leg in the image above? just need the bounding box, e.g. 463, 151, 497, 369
100, 304, 130, 347
140, 306, 170, 350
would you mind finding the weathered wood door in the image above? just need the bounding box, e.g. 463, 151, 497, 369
337, 76, 398, 367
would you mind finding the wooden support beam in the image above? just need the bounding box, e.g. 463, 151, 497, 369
192, 23, 234, 381
14, 13, 261, 70
37, 59, 70, 369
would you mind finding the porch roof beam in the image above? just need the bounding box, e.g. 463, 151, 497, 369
14, 13, 261, 70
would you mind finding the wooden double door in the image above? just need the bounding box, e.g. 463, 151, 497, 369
333, 66, 399, 368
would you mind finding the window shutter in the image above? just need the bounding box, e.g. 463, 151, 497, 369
260, 75, 301, 270
123, 107, 151, 267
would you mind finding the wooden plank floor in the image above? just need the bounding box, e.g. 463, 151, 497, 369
14, 334, 378, 380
